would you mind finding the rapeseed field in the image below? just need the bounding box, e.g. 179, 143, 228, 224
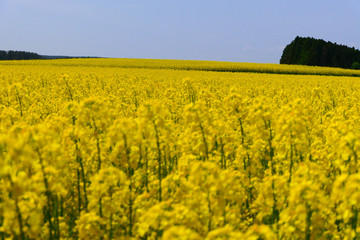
1, 59, 360, 239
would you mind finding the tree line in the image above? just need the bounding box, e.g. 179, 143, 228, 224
0, 50, 42, 60
280, 36, 360, 69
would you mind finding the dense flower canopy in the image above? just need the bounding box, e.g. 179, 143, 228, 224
1, 59, 360, 239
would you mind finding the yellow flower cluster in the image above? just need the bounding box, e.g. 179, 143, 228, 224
1, 59, 360, 239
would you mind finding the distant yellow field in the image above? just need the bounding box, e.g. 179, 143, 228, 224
1, 57, 360, 76
1, 59, 360, 239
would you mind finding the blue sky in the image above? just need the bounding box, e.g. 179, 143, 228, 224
0, 0, 359, 63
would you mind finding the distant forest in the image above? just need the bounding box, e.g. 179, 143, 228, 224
0, 50, 98, 60
0, 50, 42, 60
280, 36, 360, 69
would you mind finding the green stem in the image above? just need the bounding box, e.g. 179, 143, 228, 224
108, 188, 113, 240
207, 191, 212, 232
271, 179, 279, 230
15, 89, 23, 117
305, 204, 313, 240
96, 137, 101, 172
123, 134, 133, 236
76, 142, 88, 211
199, 121, 209, 161
64, 79, 73, 101
37, 149, 56, 239
239, 118, 245, 144
145, 147, 149, 193
268, 120, 275, 175
8, 175, 26, 240
163, 145, 167, 177
289, 142, 294, 183
352, 207, 358, 238
219, 137, 226, 169
153, 121, 162, 201
0, 215, 4, 240
77, 169, 81, 214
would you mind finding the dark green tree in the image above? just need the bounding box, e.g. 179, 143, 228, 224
352, 62, 360, 70
280, 37, 360, 69
0, 50, 42, 60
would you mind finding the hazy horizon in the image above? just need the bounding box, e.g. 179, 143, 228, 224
1, 0, 359, 63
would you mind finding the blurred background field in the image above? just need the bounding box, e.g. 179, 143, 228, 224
1, 58, 360, 77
